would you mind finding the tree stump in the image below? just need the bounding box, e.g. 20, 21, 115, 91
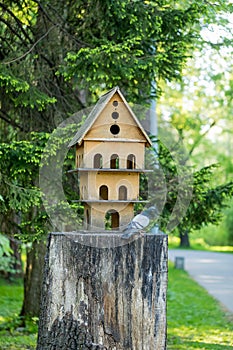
37, 232, 168, 350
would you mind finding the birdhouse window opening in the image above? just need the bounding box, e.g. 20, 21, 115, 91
105, 209, 119, 230
113, 100, 118, 107
110, 154, 119, 169
78, 154, 83, 167
99, 185, 108, 200
127, 154, 136, 169
76, 155, 80, 167
119, 185, 127, 200
110, 124, 120, 135
94, 153, 103, 168
112, 111, 119, 120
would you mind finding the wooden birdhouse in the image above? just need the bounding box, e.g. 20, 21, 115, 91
68, 86, 152, 231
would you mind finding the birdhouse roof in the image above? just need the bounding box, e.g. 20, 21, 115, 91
69, 86, 152, 147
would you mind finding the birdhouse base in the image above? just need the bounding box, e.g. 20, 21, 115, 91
37, 232, 168, 350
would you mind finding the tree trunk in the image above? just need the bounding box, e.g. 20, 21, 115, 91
37, 232, 168, 350
20, 240, 47, 318
179, 230, 190, 248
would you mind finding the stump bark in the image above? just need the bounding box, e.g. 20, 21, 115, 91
37, 232, 168, 350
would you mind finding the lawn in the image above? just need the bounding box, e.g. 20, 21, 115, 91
0, 279, 37, 350
168, 235, 233, 253
167, 262, 233, 349
0, 262, 232, 349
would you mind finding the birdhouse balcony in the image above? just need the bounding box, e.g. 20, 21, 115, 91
68, 168, 152, 202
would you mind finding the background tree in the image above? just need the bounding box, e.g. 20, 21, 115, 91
157, 10, 233, 245
148, 141, 233, 247
1, 0, 233, 318
225, 203, 233, 245
0, 133, 49, 316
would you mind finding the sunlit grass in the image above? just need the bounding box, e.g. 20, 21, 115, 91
0, 334, 37, 350
208, 245, 233, 253
0, 279, 23, 321
1, 264, 233, 349
167, 262, 233, 349
0, 278, 37, 350
168, 235, 233, 253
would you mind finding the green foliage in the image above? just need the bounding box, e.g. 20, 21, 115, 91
182, 165, 233, 231
193, 225, 229, 247
225, 205, 233, 245
169, 232, 233, 250
0, 133, 48, 213
149, 140, 233, 235
61, 0, 219, 102
0, 128, 83, 241
0, 235, 16, 275
1, 0, 232, 134
0, 235, 12, 258
0, 0, 232, 321
0, 67, 29, 93
0, 133, 50, 242
39, 122, 85, 231
0, 64, 56, 111
155, 5, 233, 243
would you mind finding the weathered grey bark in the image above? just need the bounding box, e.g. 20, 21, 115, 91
37, 232, 168, 350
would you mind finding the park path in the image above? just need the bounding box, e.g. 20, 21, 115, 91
168, 249, 233, 313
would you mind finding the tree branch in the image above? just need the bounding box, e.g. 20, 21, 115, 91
2, 25, 57, 65
0, 3, 33, 44
34, 0, 89, 47
188, 120, 216, 157
0, 17, 26, 45
0, 110, 24, 131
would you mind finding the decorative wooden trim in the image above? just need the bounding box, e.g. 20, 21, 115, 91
67, 168, 153, 173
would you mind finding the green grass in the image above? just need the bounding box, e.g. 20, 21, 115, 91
0, 263, 233, 350
167, 262, 233, 349
169, 235, 233, 253
0, 278, 37, 350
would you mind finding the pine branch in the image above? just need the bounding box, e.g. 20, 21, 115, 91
2, 25, 57, 65
0, 3, 33, 43
0, 110, 24, 131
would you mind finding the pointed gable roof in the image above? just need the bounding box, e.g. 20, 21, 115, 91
69, 86, 152, 147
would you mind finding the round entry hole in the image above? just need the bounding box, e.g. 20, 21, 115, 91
110, 124, 120, 135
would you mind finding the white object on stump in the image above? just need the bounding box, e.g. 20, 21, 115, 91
37, 232, 168, 350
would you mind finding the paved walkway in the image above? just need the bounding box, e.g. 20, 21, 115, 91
168, 249, 233, 313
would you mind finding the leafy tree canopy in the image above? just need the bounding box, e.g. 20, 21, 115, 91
152, 142, 233, 236
1, 0, 232, 134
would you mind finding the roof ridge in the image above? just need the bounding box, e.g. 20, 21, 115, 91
99, 86, 119, 98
